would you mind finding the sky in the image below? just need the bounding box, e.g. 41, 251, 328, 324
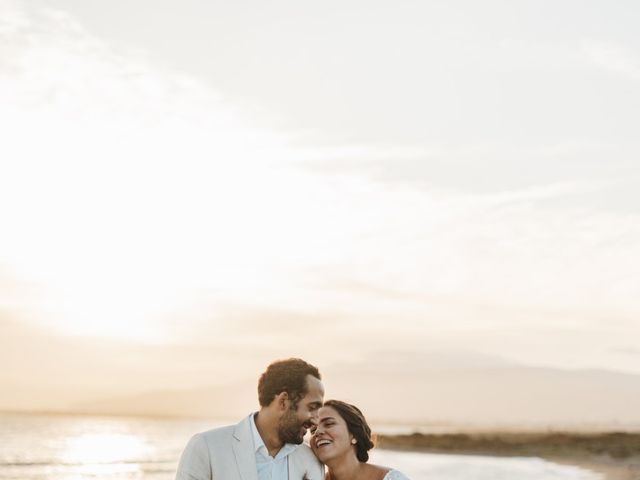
1, 0, 640, 422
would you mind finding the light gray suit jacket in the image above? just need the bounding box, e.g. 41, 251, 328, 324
175, 414, 324, 480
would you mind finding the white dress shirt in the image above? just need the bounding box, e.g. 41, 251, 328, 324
250, 413, 298, 480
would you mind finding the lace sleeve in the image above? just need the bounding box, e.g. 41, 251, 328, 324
383, 470, 411, 480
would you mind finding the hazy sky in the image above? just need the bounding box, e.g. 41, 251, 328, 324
1, 0, 640, 415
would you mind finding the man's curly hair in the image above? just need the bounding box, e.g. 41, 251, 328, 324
257, 358, 321, 408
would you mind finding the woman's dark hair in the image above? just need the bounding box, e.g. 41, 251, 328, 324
258, 358, 321, 408
323, 399, 375, 462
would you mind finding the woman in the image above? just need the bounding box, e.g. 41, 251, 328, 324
310, 400, 410, 480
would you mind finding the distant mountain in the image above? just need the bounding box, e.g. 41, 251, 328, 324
326, 365, 640, 428
73, 380, 257, 419
73, 364, 640, 429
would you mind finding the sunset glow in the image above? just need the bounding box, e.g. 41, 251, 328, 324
61, 432, 151, 465
1, 0, 640, 427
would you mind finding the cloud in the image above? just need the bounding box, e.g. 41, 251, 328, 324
610, 347, 640, 356
1, 2, 639, 380
583, 40, 640, 80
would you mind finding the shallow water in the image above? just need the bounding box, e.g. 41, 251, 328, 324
0, 413, 601, 479
370, 449, 602, 480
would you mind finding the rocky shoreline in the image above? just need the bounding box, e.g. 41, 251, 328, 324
377, 432, 640, 480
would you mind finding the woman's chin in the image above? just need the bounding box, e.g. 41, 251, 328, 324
312, 448, 330, 464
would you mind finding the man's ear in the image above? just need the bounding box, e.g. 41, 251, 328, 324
275, 391, 289, 411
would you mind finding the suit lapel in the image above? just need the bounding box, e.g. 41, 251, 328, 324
232, 415, 259, 480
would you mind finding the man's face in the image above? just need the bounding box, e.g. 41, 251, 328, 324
277, 375, 324, 444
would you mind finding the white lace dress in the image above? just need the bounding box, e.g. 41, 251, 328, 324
383, 470, 410, 480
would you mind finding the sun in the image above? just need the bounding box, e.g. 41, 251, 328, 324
24, 251, 185, 344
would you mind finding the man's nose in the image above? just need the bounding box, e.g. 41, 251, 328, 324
309, 420, 320, 434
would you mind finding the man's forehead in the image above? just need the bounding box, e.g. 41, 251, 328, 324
302, 375, 324, 404
305, 374, 324, 393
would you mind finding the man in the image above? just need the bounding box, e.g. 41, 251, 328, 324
175, 358, 325, 480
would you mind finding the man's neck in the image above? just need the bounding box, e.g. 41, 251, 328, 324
254, 411, 284, 457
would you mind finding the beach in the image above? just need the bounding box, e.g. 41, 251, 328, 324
378, 432, 640, 480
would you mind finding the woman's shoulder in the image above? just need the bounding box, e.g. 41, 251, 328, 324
382, 469, 411, 480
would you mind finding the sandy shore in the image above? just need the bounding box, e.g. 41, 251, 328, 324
549, 456, 640, 480
377, 432, 640, 480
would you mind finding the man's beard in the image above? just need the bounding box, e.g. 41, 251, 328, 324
277, 408, 306, 445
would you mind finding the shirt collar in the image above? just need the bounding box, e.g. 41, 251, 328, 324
250, 412, 267, 454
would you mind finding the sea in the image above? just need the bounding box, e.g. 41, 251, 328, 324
0, 413, 602, 480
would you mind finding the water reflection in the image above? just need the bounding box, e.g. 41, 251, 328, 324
45, 461, 142, 480
0, 413, 208, 480
62, 432, 152, 465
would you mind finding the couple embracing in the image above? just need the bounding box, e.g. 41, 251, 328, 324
175, 358, 410, 480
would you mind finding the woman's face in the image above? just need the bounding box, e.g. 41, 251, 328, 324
310, 406, 354, 464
